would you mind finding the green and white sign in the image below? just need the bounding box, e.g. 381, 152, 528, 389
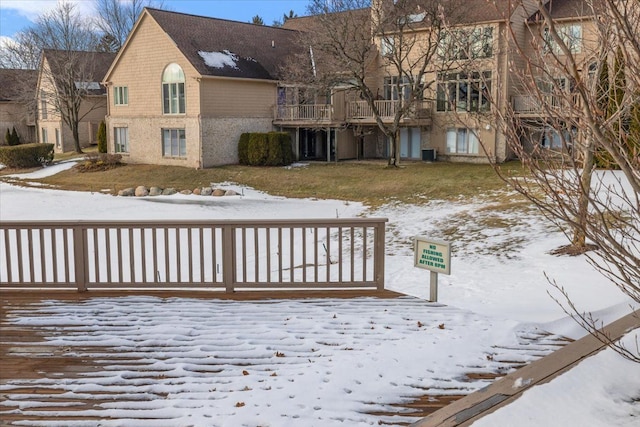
414, 237, 451, 275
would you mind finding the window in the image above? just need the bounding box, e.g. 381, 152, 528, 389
438, 27, 493, 60
41, 128, 48, 144
114, 127, 129, 153
383, 76, 415, 101
162, 128, 186, 157
381, 36, 395, 57
40, 91, 48, 119
437, 72, 492, 112
540, 126, 575, 151
162, 64, 185, 114
544, 24, 582, 54
114, 86, 128, 106
446, 128, 479, 155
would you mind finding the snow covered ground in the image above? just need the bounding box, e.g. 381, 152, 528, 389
0, 161, 638, 426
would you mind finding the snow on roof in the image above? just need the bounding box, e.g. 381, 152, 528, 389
198, 50, 239, 69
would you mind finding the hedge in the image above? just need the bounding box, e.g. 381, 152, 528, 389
0, 143, 54, 168
239, 132, 293, 166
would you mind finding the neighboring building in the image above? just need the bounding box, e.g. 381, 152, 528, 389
36, 49, 115, 153
0, 68, 37, 144
102, 1, 596, 167
103, 8, 302, 168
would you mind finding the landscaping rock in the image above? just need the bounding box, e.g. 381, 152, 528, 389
180, 189, 192, 195
162, 188, 177, 196
193, 187, 201, 195
149, 186, 163, 196
118, 187, 135, 197
201, 187, 213, 196
135, 186, 149, 197
224, 189, 238, 196
212, 189, 226, 196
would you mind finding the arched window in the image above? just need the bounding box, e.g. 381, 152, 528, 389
162, 63, 185, 114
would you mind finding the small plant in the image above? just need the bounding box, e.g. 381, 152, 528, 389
97, 121, 107, 153
76, 153, 123, 172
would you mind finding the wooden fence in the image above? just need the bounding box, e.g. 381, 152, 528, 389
0, 219, 387, 291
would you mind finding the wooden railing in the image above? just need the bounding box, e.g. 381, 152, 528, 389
0, 219, 387, 291
275, 104, 333, 121
346, 100, 431, 121
512, 94, 582, 115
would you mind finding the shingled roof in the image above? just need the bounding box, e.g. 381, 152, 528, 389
528, 0, 594, 22
0, 69, 38, 102
145, 8, 303, 80
42, 50, 116, 95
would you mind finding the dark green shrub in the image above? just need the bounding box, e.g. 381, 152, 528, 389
10, 127, 20, 146
244, 132, 293, 166
238, 133, 251, 165
97, 120, 107, 153
0, 143, 54, 168
247, 133, 268, 165
4, 128, 9, 146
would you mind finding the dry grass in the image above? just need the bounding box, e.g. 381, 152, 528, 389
3, 159, 527, 207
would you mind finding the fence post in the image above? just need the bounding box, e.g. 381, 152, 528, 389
374, 220, 386, 291
73, 225, 88, 292
222, 225, 234, 293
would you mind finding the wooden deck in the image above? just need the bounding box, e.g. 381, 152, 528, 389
0, 290, 570, 426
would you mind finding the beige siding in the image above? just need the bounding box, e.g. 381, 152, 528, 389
200, 78, 276, 118
107, 14, 201, 119
0, 102, 34, 144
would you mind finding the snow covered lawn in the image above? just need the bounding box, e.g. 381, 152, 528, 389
0, 163, 638, 426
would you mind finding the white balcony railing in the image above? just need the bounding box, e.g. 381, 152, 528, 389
275, 104, 333, 121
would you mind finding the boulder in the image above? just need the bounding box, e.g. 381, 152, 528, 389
224, 189, 238, 196
148, 186, 163, 196
135, 186, 149, 197
162, 188, 177, 196
201, 187, 213, 196
193, 187, 201, 195
180, 189, 192, 195
212, 188, 226, 196
118, 187, 135, 197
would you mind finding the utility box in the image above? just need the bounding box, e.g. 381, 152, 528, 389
422, 148, 436, 162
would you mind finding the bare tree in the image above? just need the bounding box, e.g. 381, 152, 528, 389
284, 0, 464, 167
483, 0, 639, 360
28, 2, 111, 154
93, 0, 164, 52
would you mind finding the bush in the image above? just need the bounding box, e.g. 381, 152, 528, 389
243, 132, 293, 166
11, 127, 20, 146
97, 121, 107, 153
76, 153, 123, 172
238, 133, 251, 165
4, 128, 9, 146
0, 143, 54, 168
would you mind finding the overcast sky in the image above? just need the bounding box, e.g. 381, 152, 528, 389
0, 0, 310, 39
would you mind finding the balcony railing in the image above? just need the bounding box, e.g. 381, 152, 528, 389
512, 94, 582, 115
275, 104, 333, 122
347, 100, 431, 122
1, 219, 387, 291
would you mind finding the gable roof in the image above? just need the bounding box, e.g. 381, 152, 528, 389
41, 50, 116, 95
145, 8, 302, 80
0, 68, 38, 102
528, 0, 594, 22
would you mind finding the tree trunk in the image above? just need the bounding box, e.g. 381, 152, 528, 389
72, 123, 83, 154
387, 130, 401, 167
572, 140, 595, 248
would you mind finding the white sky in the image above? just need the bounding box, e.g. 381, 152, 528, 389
0, 161, 638, 426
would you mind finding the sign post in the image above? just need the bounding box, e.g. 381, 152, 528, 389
414, 237, 451, 302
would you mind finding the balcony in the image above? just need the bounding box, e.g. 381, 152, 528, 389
346, 100, 431, 126
512, 94, 582, 117
273, 104, 335, 125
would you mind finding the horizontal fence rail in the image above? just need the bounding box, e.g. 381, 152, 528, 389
1, 219, 387, 291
